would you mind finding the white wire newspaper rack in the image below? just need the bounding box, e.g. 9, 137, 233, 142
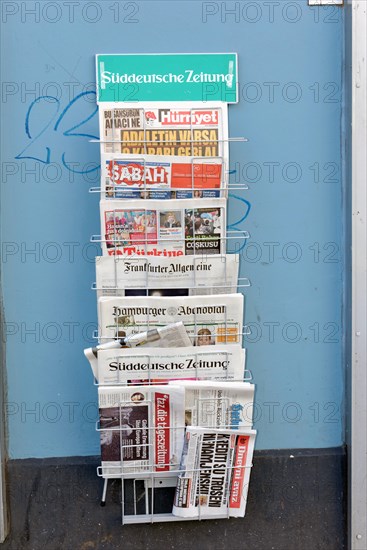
88, 99, 255, 524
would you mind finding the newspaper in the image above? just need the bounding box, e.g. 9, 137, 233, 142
101, 154, 225, 200
98, 101, 228, 161
95, 344, 246, 385
85, 322, 192, 379
169, 381, 254, 429
98, 294, 244, 345
100, 198, 226, 257
95, 254, 240, 299
172, 427, 256, 518
98, 384, 185, 478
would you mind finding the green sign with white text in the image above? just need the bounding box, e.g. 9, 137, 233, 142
96, 53, 238, 103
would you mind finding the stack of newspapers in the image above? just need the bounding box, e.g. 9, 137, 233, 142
86, 101, 256, 520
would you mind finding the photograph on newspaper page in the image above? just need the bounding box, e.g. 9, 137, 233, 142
96, 344, 245, 385
172, 427, 256, 518
98, 101, 228, 161
97, 294, 244, 345
101, 154, 225, 200
100, 198, 226, 257
98, 385, 185, 478
168, 381, 254, 429
95, 254, 240, 298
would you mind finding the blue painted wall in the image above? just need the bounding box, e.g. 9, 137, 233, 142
1, 0, 345, 458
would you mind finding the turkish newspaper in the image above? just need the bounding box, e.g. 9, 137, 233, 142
172, 427, 256, 518
95, 254, 240, 298
98, 384, 185, 478
100, 198, 226, 257
98, 101, 228, 161
95, 344, 245, 385
101, 154, 225, 200
97, 294, 244, 345
168, 381, 254, 430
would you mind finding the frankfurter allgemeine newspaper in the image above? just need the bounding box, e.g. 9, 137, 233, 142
172, 427, 256, 518
98, 102, 228, 161
95, 254, 240, 298
95, 344, 245, 385
100, 198, 226, 257
98, 385, 185, 478
97, 294, 244, 345
168, 381, 254, 430
101, 154, 225, 200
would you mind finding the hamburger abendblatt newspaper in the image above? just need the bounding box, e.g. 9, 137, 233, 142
97, 294, 244, 345
98, 385, 185, 478
95, 254, 240, 298
172, 427, 256, 518
95, 344, 246, 385
100, 197, 226, 257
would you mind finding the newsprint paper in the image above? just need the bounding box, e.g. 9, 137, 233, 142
100, 198, 226, 257
98, 101, 228, 161
172, 427, 256, 518
101, 154, 225, 200
98, 385, 185, 478
96, 344, 246, 385
97, 294, 244, 345
169, 381, 254, 430
95, 254, 240, 298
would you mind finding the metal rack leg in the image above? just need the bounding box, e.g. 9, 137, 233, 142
101, 478, 108, 506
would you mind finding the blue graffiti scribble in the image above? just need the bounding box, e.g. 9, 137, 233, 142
16, 91, 99, 174
226, 194, 251, 252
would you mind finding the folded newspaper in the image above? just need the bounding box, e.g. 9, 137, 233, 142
101, 154, 225, 200
100, 198, 226, 257
172, 427, 256, 518
98, 102, 228, 162
95, 344, 246, 385
85, 322, 192, 379
97, 294, 244, 345
95, 254, 240, 298
168, 381, 254, 429
98, 385, 185, 478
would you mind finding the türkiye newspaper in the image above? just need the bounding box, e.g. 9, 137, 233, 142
100, 198, 226, 257
97, 294, 244, 345
101, 154, 225, 199
95, 344, 246, 385
172, 427, 256, 518
95, 254, 240, 298
98, 385, 185, 478
98, 101, 228, 161
168, 380, 254, 430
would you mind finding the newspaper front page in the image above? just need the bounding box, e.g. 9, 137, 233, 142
95, 254, 240, 298
100, 198, 226, 257
98, 294, 244, 345
101, 154, 225, 200
98, 385, 185, 478
169, 381, 254, 429
98, 101, 228, 161
172, 427, 256, 518
96, 345, 245, 385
